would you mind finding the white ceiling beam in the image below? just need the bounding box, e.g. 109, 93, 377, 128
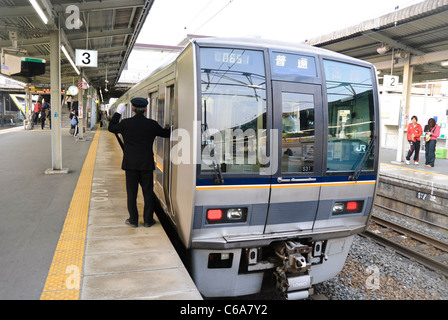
374, 49, 448, 70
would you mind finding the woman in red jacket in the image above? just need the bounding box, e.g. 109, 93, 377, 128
405, 115, 423, 165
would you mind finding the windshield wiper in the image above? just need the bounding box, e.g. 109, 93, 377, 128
349, 136, 376, 181
212, 161, 224, 184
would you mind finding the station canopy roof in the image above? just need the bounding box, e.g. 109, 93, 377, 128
0, 0, 154, 94
303, 0, 448, 83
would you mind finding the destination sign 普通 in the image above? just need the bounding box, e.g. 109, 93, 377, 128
271, 52, 317, 79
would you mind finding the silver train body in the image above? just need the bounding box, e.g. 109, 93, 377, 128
110, 38, 380, 298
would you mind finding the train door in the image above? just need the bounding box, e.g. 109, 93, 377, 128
154, 90, 167, 207
264, 82, 324, 233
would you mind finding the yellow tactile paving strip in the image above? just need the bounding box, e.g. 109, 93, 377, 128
40, 129, 100, 300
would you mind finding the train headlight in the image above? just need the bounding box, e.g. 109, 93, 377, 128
332, 203, 345, 214
227, 208, 243, 220
206, 208, 248, 224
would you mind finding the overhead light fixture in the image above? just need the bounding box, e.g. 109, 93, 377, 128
395, 51, 408, 59
61, 45, 80, 75
29, 0, 48, 24
376, 44, 390, 55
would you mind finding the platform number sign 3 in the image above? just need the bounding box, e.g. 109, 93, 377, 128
75, 49, 98, 68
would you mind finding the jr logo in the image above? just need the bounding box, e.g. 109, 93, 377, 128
356, 144, 367, 152
65, 5, 83, 29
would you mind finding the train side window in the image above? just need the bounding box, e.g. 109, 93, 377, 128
281, 92, 315, 173
157, 93, 165, 126
156, 93, 165, 159
324, 60, 375, 172
149, 92, 157, 120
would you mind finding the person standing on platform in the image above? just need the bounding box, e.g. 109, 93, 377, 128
424, 118, 441, 168
100, 110, 107, 128
41, 100, 50, 130
405, 115, 422, 165
66, 95, 72, 112
70, 109, 78, 136
46, 103, 51, 129
40, 106, 46, 129
33, 99, 42, 125
72, 97, 78, 116
108, 98, 171, 228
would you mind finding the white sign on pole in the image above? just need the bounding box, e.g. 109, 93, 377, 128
75, 49, 98, 68
383, 75, 399, 89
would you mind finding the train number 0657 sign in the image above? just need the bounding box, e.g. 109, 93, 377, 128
75, 49, 98, 68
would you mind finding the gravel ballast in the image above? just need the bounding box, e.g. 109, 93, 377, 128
313, 215, 448, 300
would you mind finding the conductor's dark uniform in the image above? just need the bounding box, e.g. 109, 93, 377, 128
108, 97, 170, 227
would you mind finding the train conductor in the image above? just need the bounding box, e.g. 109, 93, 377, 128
108, 97, 171, 228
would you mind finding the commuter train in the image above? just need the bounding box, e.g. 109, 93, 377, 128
110, 37, 379, 299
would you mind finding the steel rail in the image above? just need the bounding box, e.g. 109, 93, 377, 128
363, 216, 448, 276
370, 215, 448, 252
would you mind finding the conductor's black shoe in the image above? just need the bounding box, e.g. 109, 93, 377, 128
144, 219, 156, 228
125, 219, 138, 228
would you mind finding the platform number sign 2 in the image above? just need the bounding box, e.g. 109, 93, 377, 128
383, 75, 399, 89
75, 49, 98, 68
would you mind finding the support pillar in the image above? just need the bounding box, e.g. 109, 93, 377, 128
46, 29, 68, 174
77, 73, 85, 140
394, 55, 413, 163
24, 85, 31, 129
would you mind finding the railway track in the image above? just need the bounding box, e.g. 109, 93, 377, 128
363, 215, 448, 276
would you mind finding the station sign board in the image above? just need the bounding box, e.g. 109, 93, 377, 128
383, 75, 399, 89
75, 49, 98, 68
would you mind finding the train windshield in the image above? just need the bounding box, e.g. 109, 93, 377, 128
200, 48, 267, 174
324, 60, 375, 172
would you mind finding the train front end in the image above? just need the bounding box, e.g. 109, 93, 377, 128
187, 39, 379, 298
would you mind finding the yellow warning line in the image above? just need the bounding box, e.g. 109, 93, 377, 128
40, 129, 100, 300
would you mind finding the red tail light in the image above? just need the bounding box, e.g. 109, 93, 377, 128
346, 201, 358, 210
207, 209, 223, 221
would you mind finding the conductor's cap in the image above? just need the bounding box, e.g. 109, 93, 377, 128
131, 97, 148, 107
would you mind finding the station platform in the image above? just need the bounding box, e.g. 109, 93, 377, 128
0, 125, 201, 300
42, 127, 202, 300
379, 148, 448, 190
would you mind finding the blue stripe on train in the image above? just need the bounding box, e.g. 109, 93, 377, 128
196, 174, 377, 186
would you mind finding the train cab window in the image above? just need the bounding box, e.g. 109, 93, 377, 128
199, 47, 267, 174
281, 92, 315, 173
324, 60, 375, 172
148, 92, 158, 120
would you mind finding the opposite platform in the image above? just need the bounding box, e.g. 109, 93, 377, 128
379, 148, 448, 190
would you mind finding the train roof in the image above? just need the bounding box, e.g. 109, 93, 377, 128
193, 37, 371, 66
122, 37, 373, 100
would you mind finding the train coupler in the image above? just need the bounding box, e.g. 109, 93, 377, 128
272, 240, 313, 299
274, 240, 312, 273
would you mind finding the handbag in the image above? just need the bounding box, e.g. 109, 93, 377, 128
425, 126, 435, 142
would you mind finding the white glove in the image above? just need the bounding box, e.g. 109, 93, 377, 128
117, 103, 126, 114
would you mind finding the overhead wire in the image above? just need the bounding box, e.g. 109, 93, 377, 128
145, 0, 236, 77
130, 0, 237, 82
191, 0, 235, 34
